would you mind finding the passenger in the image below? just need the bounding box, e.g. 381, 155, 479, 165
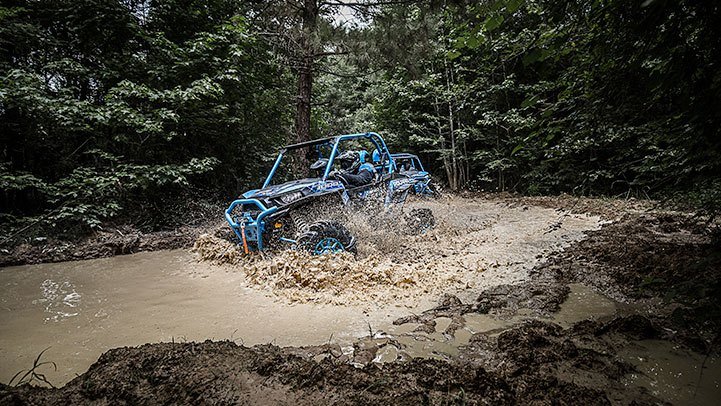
372, 149, 389, 172
332, 150, 376, 187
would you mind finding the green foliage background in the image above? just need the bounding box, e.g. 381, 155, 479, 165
1, 0, 292, 235
369, 0, 721, 212
1, 0, 720, 237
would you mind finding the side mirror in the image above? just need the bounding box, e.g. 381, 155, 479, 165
310, 158, 328, 170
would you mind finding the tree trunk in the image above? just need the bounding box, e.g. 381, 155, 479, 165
295, 54, 313, 145
445, 60, 458, 191
294, 0, 318, 146
433, 91, 453, 188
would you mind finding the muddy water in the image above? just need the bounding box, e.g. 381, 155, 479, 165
195, 197, 606, 307
383, 284, 612, 362
552, 283, 617, 327
1, 248, 719, 404
0, 250, 429, 386
621, 340, 721, 406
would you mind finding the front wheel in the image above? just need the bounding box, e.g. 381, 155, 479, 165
296, 220, 357, 255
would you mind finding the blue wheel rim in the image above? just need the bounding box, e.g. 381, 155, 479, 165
313, 237, 344, 255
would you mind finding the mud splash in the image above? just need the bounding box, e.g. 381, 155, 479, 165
194, 196, 603, 306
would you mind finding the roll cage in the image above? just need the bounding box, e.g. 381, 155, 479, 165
391, 153, 426, 172
263, 132, 397, 188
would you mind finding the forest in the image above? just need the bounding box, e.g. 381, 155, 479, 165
2, 0, 720, 235
2, 1, 721, 403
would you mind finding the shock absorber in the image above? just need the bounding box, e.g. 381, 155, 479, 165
290, 211, 309, 234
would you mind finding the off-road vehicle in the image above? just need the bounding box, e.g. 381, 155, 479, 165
224, 132, 434, 254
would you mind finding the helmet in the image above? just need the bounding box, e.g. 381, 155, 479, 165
337, 150, 361, 172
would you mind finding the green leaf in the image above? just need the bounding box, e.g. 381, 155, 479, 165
505, 0, 525, 14
511, 144, 524, 155
521, 94, 540, 108
447, 50, 462, 60
483, 14, 505, 32
465, 35, 482, 49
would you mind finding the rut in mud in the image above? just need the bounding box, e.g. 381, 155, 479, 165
193, 196, 602, 305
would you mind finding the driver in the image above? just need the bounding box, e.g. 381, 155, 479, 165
331, 150, 376, 187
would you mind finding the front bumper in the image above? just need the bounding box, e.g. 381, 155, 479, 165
224, 198, 278, 251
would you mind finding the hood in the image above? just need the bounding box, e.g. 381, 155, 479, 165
245, 178, 320, 198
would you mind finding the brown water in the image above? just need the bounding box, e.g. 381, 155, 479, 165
621, 340, 721, 406
0, 250, 429, 386
1, 251, 719, 405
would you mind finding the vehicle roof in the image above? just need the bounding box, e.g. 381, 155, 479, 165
281, 137, 335, 151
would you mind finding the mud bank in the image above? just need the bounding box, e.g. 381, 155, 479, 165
4, 313, 716, 405
0, 320, 646, 405
0, 223, 218, 267
544, 212, 721, 353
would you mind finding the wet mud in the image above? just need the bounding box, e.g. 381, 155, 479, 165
193, 196, 602, 306
542, 212, 721, 353
4, 314, 713, 405
0, 329, 633, 405
2, 194, 720, 405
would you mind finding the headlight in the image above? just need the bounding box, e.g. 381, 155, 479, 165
279, 191, 303, 204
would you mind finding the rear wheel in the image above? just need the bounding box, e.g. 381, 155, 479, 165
296, 220, 357, 255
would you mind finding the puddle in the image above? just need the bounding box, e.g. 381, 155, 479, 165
464, 313, 517, 334
388, 313, 516, 360
620, 340, 721, 406
552, 283, 617, 327
0, 250, 426, 386
373, 344, 399, 363
2, 246, 717, 405
33, 279, 83, 322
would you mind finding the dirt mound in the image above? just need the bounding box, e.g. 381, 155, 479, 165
1, 224, 213, 267
460, 317, 668, 405
2, 315, 673, 405
536, 211, 721, 352
1, 337, 613, 405
558, 213, 719, 298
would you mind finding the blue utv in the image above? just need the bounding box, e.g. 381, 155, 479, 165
224, 132, 434, 255
391, 153, 437, 197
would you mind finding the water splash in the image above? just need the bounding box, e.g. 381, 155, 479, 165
32, 279, 82, 322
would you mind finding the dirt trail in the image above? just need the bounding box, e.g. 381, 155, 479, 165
194, 196, 602, 306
